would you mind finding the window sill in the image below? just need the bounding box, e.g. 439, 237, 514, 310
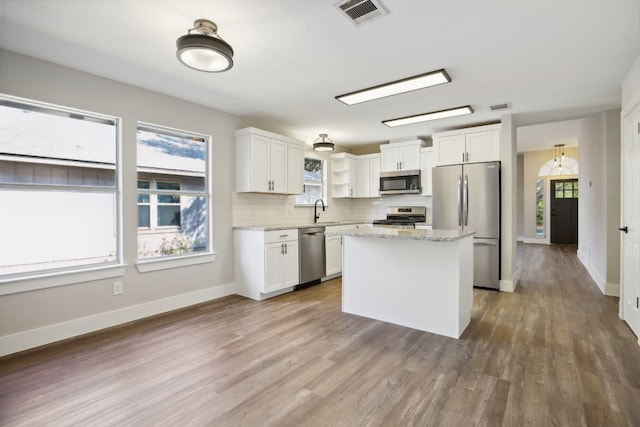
0, 263, 127, 296
136, 252, 217, 273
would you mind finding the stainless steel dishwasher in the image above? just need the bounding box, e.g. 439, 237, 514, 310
298, 226, 326, 285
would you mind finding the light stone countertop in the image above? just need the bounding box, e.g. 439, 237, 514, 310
326, 227, 475, 242
233, 221, 370, 231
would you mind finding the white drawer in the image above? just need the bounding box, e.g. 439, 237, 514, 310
265, 229, 298, 243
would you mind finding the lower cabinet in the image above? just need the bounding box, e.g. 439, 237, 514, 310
325, 234, 343, 276
324, 224, 372, 277
235, 229, 299, 300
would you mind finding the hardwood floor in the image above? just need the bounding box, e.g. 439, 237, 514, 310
1, 243, 639, 426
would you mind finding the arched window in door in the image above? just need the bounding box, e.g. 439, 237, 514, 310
536, 157, 579, 238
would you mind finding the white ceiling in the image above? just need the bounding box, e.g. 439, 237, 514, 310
1, 0, 639, 151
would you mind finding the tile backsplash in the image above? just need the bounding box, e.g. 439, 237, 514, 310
232, 192, 431, 227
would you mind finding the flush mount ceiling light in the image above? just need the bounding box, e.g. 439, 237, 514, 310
382, 106, 474, 127
335, 69, 451, 105
313, 134, 335, 152
177, 19, 234, 72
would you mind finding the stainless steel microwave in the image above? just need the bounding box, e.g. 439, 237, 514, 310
379, 170, 421, 195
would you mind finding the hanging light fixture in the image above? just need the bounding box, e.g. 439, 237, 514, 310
313, 134, 335, 152
554, 144, 565, 170
177, 19, 234, 72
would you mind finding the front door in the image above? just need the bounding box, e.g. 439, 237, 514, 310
550, 179, 578, 244
621, 101, 640, 340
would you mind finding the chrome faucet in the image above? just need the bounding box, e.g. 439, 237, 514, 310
314, 199, 325, 223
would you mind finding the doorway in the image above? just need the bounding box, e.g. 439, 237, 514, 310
550, 179, 578, 244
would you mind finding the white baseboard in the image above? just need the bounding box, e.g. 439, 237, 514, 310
499, 279, 516, 292
604, 282, 620, 297
517, 235, 524, 242
576, 250, 615, 295
0, 282, 236, 357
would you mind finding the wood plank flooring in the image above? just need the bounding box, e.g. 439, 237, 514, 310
1, 243, 640, 426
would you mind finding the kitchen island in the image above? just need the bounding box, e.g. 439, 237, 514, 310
326, 227, 475, 338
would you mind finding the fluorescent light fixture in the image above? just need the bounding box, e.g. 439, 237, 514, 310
382, 106, 474, 127
336, 69, 451, 105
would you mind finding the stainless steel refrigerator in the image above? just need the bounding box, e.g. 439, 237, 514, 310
432, 161, 500, 289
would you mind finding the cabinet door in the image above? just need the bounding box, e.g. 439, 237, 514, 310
466, 130, 500, 163
400, 145, 421, 170
355, 157, 370, 197
282, 240, 299, 287
433, 134, 466, 166
287, 143, 304, 194
325, 235, 342, 275
420, 149, 433, 196
265, 242, 284, 292
380, 146, 401, 172
370, 156, 380, 196
269, 138, 287, 193
250, 134, 271, 192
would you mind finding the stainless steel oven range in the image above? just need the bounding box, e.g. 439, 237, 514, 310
372, 206, 427, 229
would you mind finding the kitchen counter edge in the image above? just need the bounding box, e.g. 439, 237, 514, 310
326, 227, 475, 242
233, 221, 371, 231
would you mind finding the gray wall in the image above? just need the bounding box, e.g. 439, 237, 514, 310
0, 50, 243, 338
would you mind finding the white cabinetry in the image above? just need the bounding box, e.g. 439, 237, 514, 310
355, 154, 380, 198
325, 234, 343, 276
420, 147, 433, 196
287, 142, 304, 195
332, 153, 380, 198
235, 127, 305, 194
380, 140, 425, 172
331, 153, 357, 198
325, 224, 372, 277
432, 124, 501, 166
235, 228, 299, 300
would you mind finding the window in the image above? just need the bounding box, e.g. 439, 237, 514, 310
137, 123, 210, 260
554, 181, 579, 199
295, 158, 326, 205
0, 95, 120, 278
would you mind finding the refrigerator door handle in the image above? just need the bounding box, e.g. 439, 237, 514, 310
463, 174, 469, 226
457, 174, 462, 226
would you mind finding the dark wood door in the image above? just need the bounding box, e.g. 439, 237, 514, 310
551, 179, 578, 244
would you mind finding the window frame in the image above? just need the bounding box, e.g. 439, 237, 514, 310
295, 156, 328, 207
135, 122, 215, 270
0, 93, 125, 292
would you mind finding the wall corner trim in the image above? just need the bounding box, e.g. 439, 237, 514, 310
0, 282, 237, 357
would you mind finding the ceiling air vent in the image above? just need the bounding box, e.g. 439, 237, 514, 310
490, 103, 511, 111
335, 0, 388, 26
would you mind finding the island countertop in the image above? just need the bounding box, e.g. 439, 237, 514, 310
326, 227, 475, 242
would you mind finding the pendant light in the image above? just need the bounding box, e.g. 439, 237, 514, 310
177, 19, 234, 72
313, 134, 335, 152
554, 144, 565, 169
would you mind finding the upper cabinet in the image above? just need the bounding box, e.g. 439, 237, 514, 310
355, 153, 380, 198
420, 147, 433, 196
331, 153, 357, 198
235, 127, 305, 194
432, 124, 501, 166
331, 152, 380, 198
380, 140, 425, 172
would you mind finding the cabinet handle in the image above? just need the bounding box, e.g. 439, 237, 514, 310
462, 152, 465, 163
280, 234, 289, 238
284, 243, 288, 254
281, 243, 284, 254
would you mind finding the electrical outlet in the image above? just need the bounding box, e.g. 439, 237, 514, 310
113, 281, 123, 295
